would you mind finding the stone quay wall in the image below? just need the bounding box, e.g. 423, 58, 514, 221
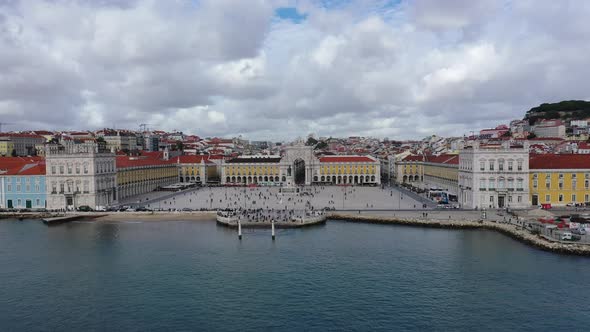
328, 213, 590, 257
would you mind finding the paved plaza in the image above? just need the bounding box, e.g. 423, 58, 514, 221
141, 186, 428, 212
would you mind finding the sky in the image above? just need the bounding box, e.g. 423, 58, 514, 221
1, 0, 589, 140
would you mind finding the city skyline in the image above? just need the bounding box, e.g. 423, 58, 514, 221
1, 0, 589, 140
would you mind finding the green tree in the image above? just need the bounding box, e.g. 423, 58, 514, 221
315, 141, 328, 150
306, 137, 318, 146
175, 140, 184, 151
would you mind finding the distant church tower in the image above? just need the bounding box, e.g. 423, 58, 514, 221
163, 147, 169, 161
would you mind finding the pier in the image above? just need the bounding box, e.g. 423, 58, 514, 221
216, 209, 327, 229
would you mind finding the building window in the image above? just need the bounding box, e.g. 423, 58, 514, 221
51, 165, 56, 174
498, 178, 505, 189
517, 196, 522, 203
585, 180, 589, 189
67, 164, 72, 174
60, 183, 64, 193
25, 184, 30, 192
508, 196, 512, 203
586, 194, 589, 202
52, 183, 56, 193
7, 184, 11, 192
489, 179, 495, 190
59, 165, 64, 174
572, 194, 577, 202
507, 178, 514, 189
572, 180, 577, 190
36, 199, 40, 206
479, 179, 486, 190
17, 199, 21, 207
489, 161, 494, 171
76, 164, 80, 174
508, 161, 513, 171
490, 196, 494, 203
84, 164, 88, 174
517, 178, 524, 190
498, 161, 504, 171
517, 161, 523, 171
559, 194, 564, 202
83, 181, 89, 193
559, 181, 564, 189
16, 184, 21, 192
532, 179, 537, 189
545, 194, 550, 202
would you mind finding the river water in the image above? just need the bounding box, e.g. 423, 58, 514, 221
1, 219, 588, 331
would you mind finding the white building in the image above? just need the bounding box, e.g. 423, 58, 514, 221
458, 141, 530, 209
533, 120, 566, 138
45, 141, 117, 210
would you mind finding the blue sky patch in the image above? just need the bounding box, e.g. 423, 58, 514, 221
275, 7, 308, 23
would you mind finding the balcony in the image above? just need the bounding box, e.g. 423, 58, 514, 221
516, 188, 524, 191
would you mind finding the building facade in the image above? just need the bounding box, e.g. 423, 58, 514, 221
177, 155, 215, 185
0, 138, 15, 156
0, 134, 45, 156
0, 162, 46, 209
458, 142, 530, 209
45, 141, 117, 210
529, 154, 590, 206
218, 143, 381, 186
116, 151, 177, 201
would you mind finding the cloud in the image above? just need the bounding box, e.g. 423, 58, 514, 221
1, 0, 590, 140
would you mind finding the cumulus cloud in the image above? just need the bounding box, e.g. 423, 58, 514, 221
1, 0, 590, 140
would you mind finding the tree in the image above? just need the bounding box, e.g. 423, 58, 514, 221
11, 149, 17, 157
306, 137, 318, 146
175, 140, 184, 151
315, 141, 328, 150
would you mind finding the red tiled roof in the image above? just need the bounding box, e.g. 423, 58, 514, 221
176, 155, 215, 164
1, 158, 46, 176
116, 152, 176, 168
32, 131, 54, 135
15, 163, 46, 176
319, 156, 375, 163
0, 133, 45, 139
529, 154, 590, 169
0, 156, 45, 167
402, 154, 459, 165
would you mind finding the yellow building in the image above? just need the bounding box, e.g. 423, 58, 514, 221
529, 154, 590, 206
222, 156, 283, 185
116, 153, 178, 200
395, 155, 424, 183
394, 154, 460, 198
0, 139, 15, 156
315, 155, 380, 185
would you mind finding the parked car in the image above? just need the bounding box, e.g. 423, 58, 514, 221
95, 206, 107, 212
77, 205, 93, 212
125, 208, 136, 212
571, 228, 587, 235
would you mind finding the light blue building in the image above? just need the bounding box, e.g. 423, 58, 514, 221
0, 162, 46, 209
